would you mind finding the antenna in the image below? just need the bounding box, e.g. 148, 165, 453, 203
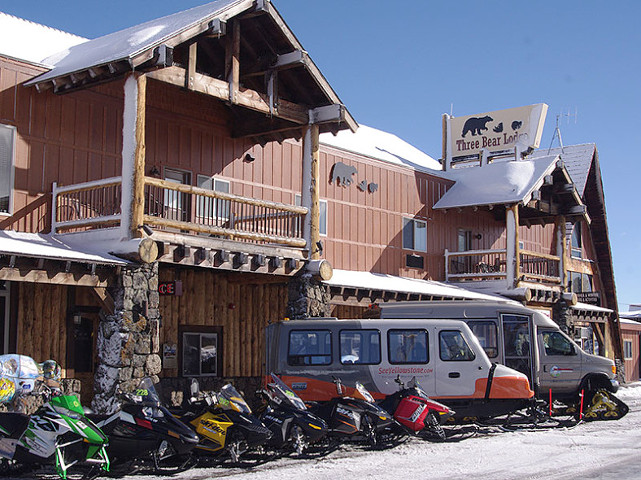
547, 108, 578, 154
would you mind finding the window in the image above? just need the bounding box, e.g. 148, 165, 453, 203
571, 222, 582, 258
0, 124, 15, 214
295, 195, 328, 236
468, 321, 499, 358
403, 218, 427, 252
569, 272, 593, 293
541, 331, 577, 356
288, 330, 332, 366
182, 330, 220, 376
340, 329, 380, 364
388, 329, 428, 364
164, 168, 191, 222
439, 330, 475, 361
458, 229, 472, 252
624, 340, 633, 360
196, 175, 230, 225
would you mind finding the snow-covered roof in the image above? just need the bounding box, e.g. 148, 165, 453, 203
621, 310, 641, 321
572, 302, 614, 314
324, 269, 511, 302
433, 155, 559, 209
320, 125, 441, 172
0, 230, 128, 265
27, 0, 252, 85
530, 143, 596, 197
0, 12, 86, 65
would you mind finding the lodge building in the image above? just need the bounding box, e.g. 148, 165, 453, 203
0, 1, 623, 410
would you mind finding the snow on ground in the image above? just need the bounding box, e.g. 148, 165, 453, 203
131, 383, 641, 480
9, 384, 641, 480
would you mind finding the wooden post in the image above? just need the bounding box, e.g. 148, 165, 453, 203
226, 19, 240, 104
132, 74, 147, 238
555, 215, 567, 288
120, 73, 147, 240
506, 204, 520, 289
301, 126, 312, 251
310, 124, 321, 260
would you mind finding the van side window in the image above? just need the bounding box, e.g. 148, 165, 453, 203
468, 321, 498, 358
340, 329, 381, 365
439, 330, 475, 361
388, 329, 428, 364
541, 331, 577, 356
288, 330, 332, 366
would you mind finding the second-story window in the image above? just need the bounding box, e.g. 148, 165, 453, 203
164, 168, 191, 222
571, 222, 582, 258
197, 175, 230, 226
0, 124, 15, 215
402, 218, 427, 252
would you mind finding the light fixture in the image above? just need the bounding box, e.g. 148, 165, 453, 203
138, 224, 154, 236
475, 233, 483, 240
244, 153, 255, 163
149, 165, 160, 176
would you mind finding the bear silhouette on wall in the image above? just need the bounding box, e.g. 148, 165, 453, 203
330, 162, 357, 187
461, 116, 493, 137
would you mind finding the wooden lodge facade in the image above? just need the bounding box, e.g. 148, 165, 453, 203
0, 1, 624, 409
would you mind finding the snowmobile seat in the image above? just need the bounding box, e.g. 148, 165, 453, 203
0, 412, 30, 439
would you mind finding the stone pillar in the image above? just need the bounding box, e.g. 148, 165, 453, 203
552, 300, 573, 335
286, 272, 331, 319
93, 263, 161, 413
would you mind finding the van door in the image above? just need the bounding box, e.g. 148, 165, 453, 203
500, 314, 534, 381
434, 327, 484, 396
537, 329, 582, 395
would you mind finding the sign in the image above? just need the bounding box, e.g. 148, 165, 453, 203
158, 280, 183, 296
162, 343, 177, 369
576, 291, 601, 306
447, 103, 548, 160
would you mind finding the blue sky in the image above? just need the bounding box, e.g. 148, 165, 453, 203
4, 1, 640, 310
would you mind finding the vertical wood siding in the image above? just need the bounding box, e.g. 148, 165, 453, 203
158, 266, 287, 378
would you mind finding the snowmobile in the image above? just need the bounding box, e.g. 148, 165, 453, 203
256, 373, 328, 456
0, 381, 110, 479
378, 376, 454, 440
174, 381, 272, 464
88, 377, 199, 474
306, 377, 399, 448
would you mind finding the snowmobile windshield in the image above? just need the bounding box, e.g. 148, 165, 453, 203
407, 377, 429, 399
355, 382, 375, 403
127, 377, 162, 406
269, 373, 307, 411
50, 394, 85, 418
218, 384, 252, 414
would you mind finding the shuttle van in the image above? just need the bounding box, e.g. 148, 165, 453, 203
379, 300, 619, 404
265, 318, 534, 419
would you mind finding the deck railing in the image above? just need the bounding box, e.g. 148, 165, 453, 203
445, 248, 561, 284
52, 177, 122, 233
52, 177, 308, 248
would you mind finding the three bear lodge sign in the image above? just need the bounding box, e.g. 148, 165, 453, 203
444, 103, 548, 166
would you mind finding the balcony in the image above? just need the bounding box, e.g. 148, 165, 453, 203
52, 176, 308, 250
445, 248, 561, 285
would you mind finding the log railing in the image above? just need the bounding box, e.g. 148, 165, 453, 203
143, 177, 308, 247
445, 248, 561, 285
52, 177, 122, 233
445, 248, 508, 280
519, 250, 561, 282
52, 176, 308, 248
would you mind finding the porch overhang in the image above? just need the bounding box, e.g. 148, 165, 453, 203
0, 231, 126, 287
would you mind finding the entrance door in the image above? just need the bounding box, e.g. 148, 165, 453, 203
0, 281, 9, 354
68, 314, 98, 405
